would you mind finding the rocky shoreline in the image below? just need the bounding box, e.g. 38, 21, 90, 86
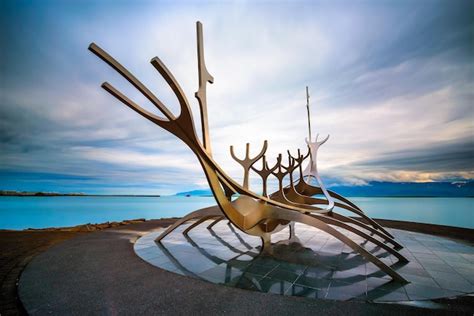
2, 217, 180, 233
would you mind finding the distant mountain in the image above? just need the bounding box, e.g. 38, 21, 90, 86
328, 181, 474, 197
175, 189, 214, 197
176, 181, 474, 197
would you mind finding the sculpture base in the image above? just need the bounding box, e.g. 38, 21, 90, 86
135, 221, 474, 301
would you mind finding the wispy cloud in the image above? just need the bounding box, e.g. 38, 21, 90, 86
0, 0, 472, 194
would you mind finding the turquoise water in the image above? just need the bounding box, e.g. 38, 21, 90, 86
0, 196, 472, 230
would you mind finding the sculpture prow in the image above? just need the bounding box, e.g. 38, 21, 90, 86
89, 22, 408, 283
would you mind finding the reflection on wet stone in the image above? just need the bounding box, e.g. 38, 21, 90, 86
134, 220, 474, 302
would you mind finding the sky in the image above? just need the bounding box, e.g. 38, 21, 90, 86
0, 0, 473, 195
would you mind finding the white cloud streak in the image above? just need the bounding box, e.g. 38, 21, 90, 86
1, 1, 472, 193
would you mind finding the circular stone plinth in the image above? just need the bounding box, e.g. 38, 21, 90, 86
135, 221, 474, 302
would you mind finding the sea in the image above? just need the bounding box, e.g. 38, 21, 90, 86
0, 196, 472, 230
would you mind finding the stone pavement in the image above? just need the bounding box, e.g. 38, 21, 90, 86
135, 222, 474, 301
17, 220, 474, 315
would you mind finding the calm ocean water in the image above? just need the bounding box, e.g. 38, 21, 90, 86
0, 196, 472, 230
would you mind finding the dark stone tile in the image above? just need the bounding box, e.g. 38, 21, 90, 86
429, 270, 474, 293
137, 249, 163, 260
324, 291, 354, 301
366, 277, 398, 291
403, 274, 439, 288
286, 284, 327, 298
332, 266, 366, 282
243, 263, 274, 277
442, 289, 466, 299
211, 250, 241, 261
227, 258, 252, 270
445, 245, 474, 254
235, 253, 257, 261
231, 272, 262, 290
459, 254, 474, 263
294, 275, 332, 290
304, 265, 334, 279
369, 289, 409, 302
172, 255, 217, 274
147, 255, 172, 267
409, 247, 433, 255
413, 256, 437, 264
434, 251, 470, 263
157, 261, 183, 274
254, 277, 293, 295
199, 264, 243, 284
328, 280, 367, 298
134, 243, 155, 250
165, 244, 197, 255
325, 279, 366, 301
366, 263, 391, 279
453, 267, 474, 284
251, 256, 280, 269
267, 268, 301, 283
404, 283, 447, 300
398, 249, 416, 259
135, 221, 474, 303
276, 261, 308, 274
415, 256, 455, 270
397, 265, 430, 278
320, 242, 344, 255
445, 260, 474, 270
367, 278, 406, 294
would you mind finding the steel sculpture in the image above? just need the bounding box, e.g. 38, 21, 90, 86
89, 21, 409, 283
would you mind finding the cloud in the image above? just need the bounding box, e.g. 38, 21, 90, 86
0, 1, 473, 194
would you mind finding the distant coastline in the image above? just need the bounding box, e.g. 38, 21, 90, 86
0, 190, 86, 197
175, 181, 474, 197
0, 190, 160, 197
2, 180, 473, 197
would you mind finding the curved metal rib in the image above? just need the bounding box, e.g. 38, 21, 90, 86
276, 177, 405, 258
208, 227, 248, 255
207, 216, 225, 229
101, 83, 169, 127
283, 150, 333, 212
295, 179, 394, 239
295, 180, 363, 212
319, 214, 407, 262
224, 194, 407, 281
184, 234, 227, 265
183, 215, 221, 235
290, 144, 362, 213
281, 166, 400, 249
330, 212, 402, 249
283, 188, 400, 248
155, 205, 222, 242
270, 154, 329, 214
227, 222, 254, 250
157, 242, 200, 277
292, 158, 393, 239
264, 208, 408, 283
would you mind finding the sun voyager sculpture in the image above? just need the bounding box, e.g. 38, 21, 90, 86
89, 22, 409, 283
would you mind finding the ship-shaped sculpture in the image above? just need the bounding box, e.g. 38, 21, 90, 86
89, 22, 409, 283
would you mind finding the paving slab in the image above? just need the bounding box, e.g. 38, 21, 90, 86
18, 221, 473, 315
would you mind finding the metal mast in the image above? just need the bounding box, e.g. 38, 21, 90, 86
306, 86, 312, 141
